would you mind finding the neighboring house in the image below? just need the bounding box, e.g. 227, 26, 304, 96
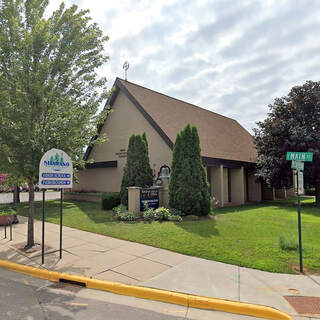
73, 78, 262, 206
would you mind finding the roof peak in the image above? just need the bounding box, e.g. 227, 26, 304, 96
116, 77, 237, 123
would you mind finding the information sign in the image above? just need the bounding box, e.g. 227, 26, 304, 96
291, 160, 304, 171
297, 171, 304, 195
286, 152, 313, 162
140, 188, 159, 211
39, 149, 73, 189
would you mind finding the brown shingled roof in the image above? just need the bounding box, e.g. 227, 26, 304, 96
117, 78, 257, 163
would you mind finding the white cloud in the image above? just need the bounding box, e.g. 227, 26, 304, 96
53, 0, 320, 133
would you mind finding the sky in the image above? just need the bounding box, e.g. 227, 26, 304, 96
49, 0, 320, 133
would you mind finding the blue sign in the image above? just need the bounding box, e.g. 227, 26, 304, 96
41, 180, 71, 185
140, 188, 159, 211
39, 149, 73, 189
42, 173, 71, 178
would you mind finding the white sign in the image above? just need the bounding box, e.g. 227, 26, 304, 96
297, 171, 304, 195
39, 149, 73, 189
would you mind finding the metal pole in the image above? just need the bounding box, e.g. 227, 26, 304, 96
42, 189, 45, 265
297, 170, 303, 273
9, 218, 12, 241
59, 188, 63, 259
4, 223, 6, 239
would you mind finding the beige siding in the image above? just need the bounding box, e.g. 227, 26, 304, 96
223, 168, 228, 202
230, 167, 245, 205
248, 171, 261, 202
74, 91, 172, 192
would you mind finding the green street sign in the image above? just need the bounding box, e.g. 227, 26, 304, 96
291, 160, 304, 171
286, 152, 313, 162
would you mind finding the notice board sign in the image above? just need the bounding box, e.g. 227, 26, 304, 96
140, 188, 159, 211
39, 149, 73, 189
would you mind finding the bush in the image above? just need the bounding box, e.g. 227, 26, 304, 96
143, 208, 155, 221
279, 236, 298, 251
168, 214, 182, 222
169, 124, 211, 216
154, 207, 170, 221
184, 215, 199, 221
113, 204, 127, 215
305, 187, 315, 196
0, 207, 15, 216
120, 133, 153, 205
102, 192, 121, 210
169, 208, 185, 216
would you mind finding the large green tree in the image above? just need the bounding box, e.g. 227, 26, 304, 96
120, 133, 153, 205
0, 0, 109, 247
169, 124, 211, 216
254, 80, 320, 205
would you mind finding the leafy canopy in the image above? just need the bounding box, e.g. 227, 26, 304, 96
0, 0, 109, 182
254, 80, 320, 204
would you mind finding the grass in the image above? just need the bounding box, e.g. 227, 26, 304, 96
8, 196, 320, 274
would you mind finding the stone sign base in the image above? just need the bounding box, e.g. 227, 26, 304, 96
128, 186, 168, 214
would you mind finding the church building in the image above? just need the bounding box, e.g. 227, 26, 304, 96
73, 78, 262, 206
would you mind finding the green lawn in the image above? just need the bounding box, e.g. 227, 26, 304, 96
11, 197, 320, 274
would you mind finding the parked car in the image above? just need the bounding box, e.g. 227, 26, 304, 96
34, 184, 40, 192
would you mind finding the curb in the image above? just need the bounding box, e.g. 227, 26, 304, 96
0, 259, 292, 320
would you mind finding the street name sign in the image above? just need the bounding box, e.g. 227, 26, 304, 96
39, 149, 73, 189
286, 152, 313, 162
291, 160, 304, 171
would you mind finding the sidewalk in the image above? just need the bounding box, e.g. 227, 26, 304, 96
1, 216, 320, 320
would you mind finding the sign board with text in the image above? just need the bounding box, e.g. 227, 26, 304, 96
140, 188, 159, 211
297, 171, 304, 195
286, 152, 313, 162
39, 149, 73, 189
291, 160, 304, 171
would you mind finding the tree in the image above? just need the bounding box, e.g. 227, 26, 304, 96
169, 124, 211, 216
254, 80, 320, 205
0, 0, 109, 247
120, 133, 153, 205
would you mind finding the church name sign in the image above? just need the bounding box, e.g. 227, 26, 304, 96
115, 149, 127, 158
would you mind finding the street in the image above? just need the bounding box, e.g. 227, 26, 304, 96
0, 191, 60, 204
0, 268, 188, 320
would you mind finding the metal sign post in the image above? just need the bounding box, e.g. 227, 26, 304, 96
286, 151, 313, 273
39, 148, 73, 264
296, 169, 303, 273
42, 189, 45, 265
60, 188, 63, 259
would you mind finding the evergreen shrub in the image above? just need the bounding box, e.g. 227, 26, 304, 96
102, 192, 120, 210
120, 133, 153, 205
169, 124, 211, 216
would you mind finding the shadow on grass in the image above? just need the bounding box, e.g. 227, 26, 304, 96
176, 217, 219, 238
212, 197, 320, 218
16, 200, 114, 224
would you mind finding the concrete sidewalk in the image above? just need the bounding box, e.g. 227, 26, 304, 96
1, 216, 320, 320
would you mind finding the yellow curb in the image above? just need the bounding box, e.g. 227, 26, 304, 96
0, 259, 292, 320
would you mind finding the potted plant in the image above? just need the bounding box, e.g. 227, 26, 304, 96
0, 207, 19, 226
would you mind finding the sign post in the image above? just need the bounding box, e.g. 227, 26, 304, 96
296, 169, 303, 273
286, 151, 313, 273
39, 149, 73, 264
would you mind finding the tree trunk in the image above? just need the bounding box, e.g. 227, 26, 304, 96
27, 181, 35, 248
316, 182, 320, 207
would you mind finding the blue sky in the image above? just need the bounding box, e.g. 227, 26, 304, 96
49, 0, 320, 133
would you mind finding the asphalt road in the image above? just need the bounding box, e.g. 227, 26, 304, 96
0, 191, 60, 204
0, 268, 186, 320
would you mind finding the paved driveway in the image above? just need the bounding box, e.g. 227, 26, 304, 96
0, 191, 60, 204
